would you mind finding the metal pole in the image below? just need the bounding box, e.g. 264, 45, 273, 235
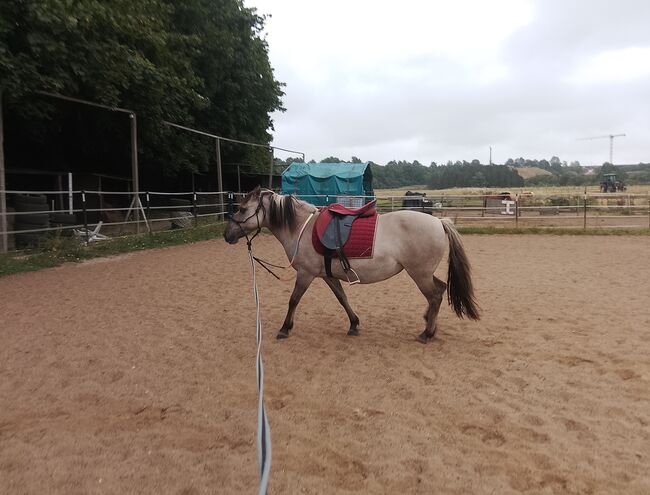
609, 136, 613, 165
237, 164, 241, 193
130, 113, 140, 234
0, 90, 7, 253
216, 138, 223, 214
268, 148, 274, 189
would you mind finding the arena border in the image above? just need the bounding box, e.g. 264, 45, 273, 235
2, 221, 648, 279
0, 222, 225, 278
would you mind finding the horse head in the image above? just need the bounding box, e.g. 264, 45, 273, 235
224, 186, 269, 244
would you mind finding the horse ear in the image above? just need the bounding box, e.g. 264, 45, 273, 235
251, 185, 261, 198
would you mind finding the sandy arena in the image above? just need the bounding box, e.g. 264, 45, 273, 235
1, 234, 649, 494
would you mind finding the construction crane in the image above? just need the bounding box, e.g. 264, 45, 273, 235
577, 133, 626, 165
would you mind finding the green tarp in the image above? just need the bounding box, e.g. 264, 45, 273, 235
281, 162, 374, 206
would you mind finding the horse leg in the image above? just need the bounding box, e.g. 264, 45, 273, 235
277, 272, 315, 339
407, 270, 446, 343
323, 277, 360, 336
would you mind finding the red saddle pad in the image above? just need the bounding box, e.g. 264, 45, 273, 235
312, 208, 378, 259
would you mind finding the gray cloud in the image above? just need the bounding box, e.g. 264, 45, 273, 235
256, 0, 650, 165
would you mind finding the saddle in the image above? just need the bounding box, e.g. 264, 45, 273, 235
315, 200, 377, 284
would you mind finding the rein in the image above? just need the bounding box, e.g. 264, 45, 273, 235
230, 191, 316, 281
250, 211, 314, 281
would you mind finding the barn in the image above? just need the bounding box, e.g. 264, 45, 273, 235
281, 162, 374, 206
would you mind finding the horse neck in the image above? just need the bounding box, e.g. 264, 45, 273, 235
266, 194, 312, 251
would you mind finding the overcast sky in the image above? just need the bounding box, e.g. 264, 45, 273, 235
248, 0, 650, 166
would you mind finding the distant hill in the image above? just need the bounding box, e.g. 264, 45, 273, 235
515, 167, 553, 179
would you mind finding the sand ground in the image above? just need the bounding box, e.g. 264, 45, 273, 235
1, 234, 649, 494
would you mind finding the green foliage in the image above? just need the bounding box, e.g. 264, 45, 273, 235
371, 160, 430, 188
320, 156, 343, 163
427, 163, 523, 189
0, 0, 284, 183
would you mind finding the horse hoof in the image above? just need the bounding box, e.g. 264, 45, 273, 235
276, 331, 290, 340
347, 328, 359, 336
417, 332, 431, 344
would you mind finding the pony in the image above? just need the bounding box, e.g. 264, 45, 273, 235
224, 187, 479, 343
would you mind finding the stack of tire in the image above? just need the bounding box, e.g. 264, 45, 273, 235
49, 211, 77, 235
14, 194, 50, 248
170, 198, 193, 229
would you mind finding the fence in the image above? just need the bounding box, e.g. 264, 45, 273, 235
1, 189, 649, 252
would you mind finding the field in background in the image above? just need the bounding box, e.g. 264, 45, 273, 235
376, 184, 650, 196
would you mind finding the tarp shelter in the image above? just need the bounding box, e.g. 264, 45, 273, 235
281, 162, 374, 206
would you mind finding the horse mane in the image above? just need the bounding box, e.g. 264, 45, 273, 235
268, 193, 296, 230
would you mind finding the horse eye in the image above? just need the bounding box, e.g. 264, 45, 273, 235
238, 206, 246, 213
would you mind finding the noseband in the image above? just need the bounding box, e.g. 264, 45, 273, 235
227, 193, 269, 247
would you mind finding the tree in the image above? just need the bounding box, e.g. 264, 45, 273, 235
0, 0, 285, 185
321, 156, 343, 163
598, 163, 626, 182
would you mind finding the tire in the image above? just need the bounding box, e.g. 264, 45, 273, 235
15, 194, 47, 205
14, 213, 50, 229
15, 213, 50, 226
50, 213, 77, 225
15, 232, 45, 248
170, 198, 192, 212
15, 202, 49, 213
15, 221, 48, 232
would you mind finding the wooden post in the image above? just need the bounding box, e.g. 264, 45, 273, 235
268, 148, 274, 189
68, 172, 73, 214
57, 175, 64, 211
0, 90, 7, 252
583, 187, 587, 230
515, 195, 519, 229
215, 138, 223, 215
192, 187, 198, 228
81, 190, 89, 244
130, 113, 140, 233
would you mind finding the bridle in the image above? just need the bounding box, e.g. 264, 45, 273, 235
227, 190, 316, 280
227, 191, 269, 248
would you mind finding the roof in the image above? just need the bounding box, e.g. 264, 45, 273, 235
282, 162, 370, 179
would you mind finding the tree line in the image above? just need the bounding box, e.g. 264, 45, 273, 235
274, 156, 650, 189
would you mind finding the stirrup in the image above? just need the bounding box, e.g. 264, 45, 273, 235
345, 267, 361, 285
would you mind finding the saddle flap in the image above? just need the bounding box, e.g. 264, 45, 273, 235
320, 215, 355, 250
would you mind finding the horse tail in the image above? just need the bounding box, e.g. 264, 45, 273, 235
441, 218, 480, 320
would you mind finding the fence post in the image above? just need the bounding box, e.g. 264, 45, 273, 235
583, 188, 587, 230
81, 190, 89, 244
515, 195, 519, 229
192, 190, 198, 228
146, 192, 152, 237
227, 192, 234, 219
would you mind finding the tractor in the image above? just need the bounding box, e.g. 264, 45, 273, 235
600, 173, 626, 193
